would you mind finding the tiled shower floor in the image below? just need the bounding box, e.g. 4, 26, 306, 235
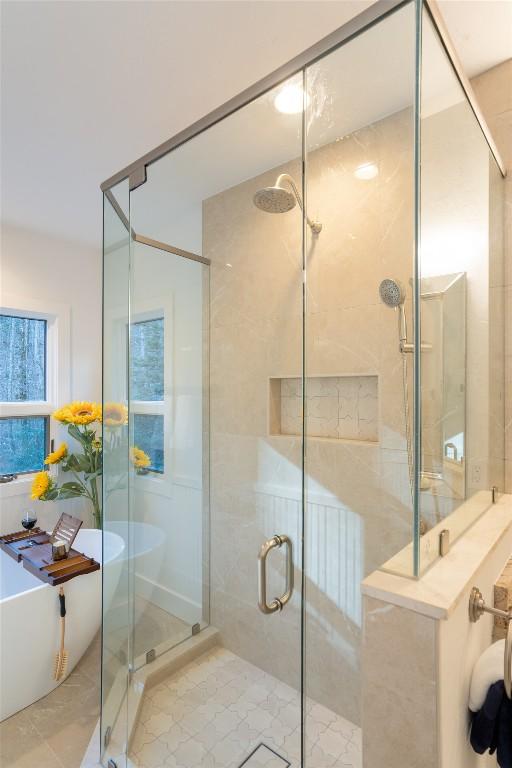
130, 647, 361, 768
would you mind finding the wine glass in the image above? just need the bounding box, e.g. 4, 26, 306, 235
21, 509, 37, 531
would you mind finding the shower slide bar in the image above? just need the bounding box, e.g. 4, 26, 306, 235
469, 586, 512, 699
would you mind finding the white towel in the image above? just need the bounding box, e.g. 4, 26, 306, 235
469, 639, 505, 712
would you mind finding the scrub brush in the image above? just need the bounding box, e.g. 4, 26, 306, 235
54, 587, 68, 680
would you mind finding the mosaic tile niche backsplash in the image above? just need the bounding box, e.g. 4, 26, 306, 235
271, 375, 378, 442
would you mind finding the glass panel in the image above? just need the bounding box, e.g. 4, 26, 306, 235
131, 318, 164, 400
0, 416, 47, 474
304, 1, 416, 760
127, 71, 304, 766
133, 413, 164, 472
128, 242, 207, 669
101, 180, 130, 768
0, 315, 46, 401
418, 7, 506, 573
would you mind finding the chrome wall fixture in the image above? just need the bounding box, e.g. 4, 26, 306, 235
469, 586, 512, 699
258, 535, 294, 614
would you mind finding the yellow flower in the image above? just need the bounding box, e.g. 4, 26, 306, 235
45, 442, 68, 465
103, 402, 128, 427
53, 401, 102, 426
31, 471, 51, 500
130, 446, 151, 469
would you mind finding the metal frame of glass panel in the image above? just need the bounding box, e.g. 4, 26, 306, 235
100, 0, 505, 196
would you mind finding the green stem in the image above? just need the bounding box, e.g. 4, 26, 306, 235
89, 476, 101, 529
70, 470, 94, 502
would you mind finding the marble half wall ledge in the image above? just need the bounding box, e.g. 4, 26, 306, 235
362, 493, 512, 620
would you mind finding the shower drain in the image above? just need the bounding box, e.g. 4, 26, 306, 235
238, 743, 291, 767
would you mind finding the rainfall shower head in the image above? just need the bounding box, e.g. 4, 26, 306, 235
253, 173, 322, 234
379, 278, 405, 308
253, 185, 296, 214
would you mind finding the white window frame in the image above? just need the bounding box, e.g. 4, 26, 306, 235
0, 294, 70, 497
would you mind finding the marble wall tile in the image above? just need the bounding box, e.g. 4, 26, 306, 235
204, 107, 414, 728
362, 596, 438, 768
471, 62, 512, 493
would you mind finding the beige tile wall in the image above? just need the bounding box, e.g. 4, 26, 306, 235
362, 597, 438, 768
472, 60, 512, 493
204, 63, 508, 726
204, 108, 415, 726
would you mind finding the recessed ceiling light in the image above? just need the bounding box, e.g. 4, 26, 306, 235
274, 84, 310, 115
354, 162, 379, 180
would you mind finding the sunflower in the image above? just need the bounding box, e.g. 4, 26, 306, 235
45, 442, 68, 465
130, 446, 151, 469
31, 471, 52, 500
103, 402, 128, 427
53, 401, 102, 425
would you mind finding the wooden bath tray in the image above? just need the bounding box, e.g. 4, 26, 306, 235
0, 516, 100, 586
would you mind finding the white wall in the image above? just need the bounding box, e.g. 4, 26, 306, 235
0, 223, 102, 532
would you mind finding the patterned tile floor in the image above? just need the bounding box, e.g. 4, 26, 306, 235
130, 647, 361, 768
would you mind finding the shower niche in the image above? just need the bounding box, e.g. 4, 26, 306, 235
269, 374, 379, 442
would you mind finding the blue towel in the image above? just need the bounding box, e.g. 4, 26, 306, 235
470, 680, 512, 767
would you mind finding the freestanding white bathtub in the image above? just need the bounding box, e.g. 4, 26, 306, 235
0, 528, 124, 722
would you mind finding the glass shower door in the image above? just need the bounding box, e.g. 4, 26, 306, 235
123, 75, 306, 767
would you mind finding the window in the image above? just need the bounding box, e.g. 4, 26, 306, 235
0, 315, 47, 401
0, 297, 70, 489
133, 414, 164, 473
0, 417, 49, 475
131, 318, 164, 401
131, 317, 165, 474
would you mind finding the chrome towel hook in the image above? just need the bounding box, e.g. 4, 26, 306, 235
469, 586, 512, 699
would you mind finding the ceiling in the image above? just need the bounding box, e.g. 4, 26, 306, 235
1, 0, 511, 250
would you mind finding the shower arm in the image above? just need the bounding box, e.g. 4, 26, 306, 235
276, 174, 322, 235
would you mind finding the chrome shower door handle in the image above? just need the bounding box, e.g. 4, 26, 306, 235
257, 534, 293, 614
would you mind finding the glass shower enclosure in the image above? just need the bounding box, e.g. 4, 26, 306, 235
101, 1, 506, 765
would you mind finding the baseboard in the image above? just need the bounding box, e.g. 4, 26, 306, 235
134, 572, 201, 625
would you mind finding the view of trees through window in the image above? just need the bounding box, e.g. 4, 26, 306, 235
0, 315, 48, 476
0, 417, 48, 475
131, 318, 165, 473
131, 318, 164, 400
0, 315, 46, 401
133, 414, 164, 473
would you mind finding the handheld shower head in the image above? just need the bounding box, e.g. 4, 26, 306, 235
379, 278, 408, 347
379, 278, 405, 308
253, 173, 322, 234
